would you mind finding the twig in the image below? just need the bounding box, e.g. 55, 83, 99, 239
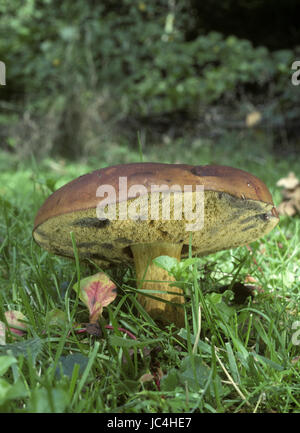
253, 392, 264, 413
104, 325, 137, 340
192, 304, 201, 354
214, 348, 251, 407
74, 324, 137, 340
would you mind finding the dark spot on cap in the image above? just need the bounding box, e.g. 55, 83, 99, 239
72, 217, 110, 229
191, 166, 203, 177
158, 229, 169, 238
191, 166, 219, 177
52, 246, 64, 254
241, 224, 256, 232
101, 243, 114, 249
240, 216, 255, 225
84, 252, 110, 261
115, 237, 133, 244
52, 246, 72, 258
77, 241, 99, 248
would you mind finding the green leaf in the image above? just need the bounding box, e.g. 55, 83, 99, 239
177, 329, 211, 354
161, 355, 211, 393
225, 342, 241, 385
45, 309, 68, 328
178, 257, 201, 272
28, 387, 70, 413
153, 255, 178, 273
4, 310, 28, 336
207, 292, 223, 304
0, 337, 43, 361
0, 378, 11, 405
55, 354, 89, 378
3, 379, 28, 401
180, 355, 211, 391
251, 353, 284, 372
160, 369, 181, 392
0, 355, 17, 376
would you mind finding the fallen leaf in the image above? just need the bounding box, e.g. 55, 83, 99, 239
139, 373, 154, 383
276, 172, 300, 217
45, 309, 68, 327
55, 353, 89, 378
245, 275, 258, 284
277, 200, 297, 217
0, 311, 28, 341
245, 111, 262, 127
293, 189, 300, 212
73, 272, 117, 323
276, 172, 299, 190
282, 188, 297, 200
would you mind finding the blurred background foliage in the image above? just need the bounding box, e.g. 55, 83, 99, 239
0, 0, 299, 160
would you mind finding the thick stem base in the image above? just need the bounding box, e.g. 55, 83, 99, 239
131, 243, 184, 327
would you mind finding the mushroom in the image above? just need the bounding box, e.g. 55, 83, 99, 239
33, 163, 279, 326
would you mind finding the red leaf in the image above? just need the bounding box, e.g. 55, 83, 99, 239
73, 272, 117, 323
0, 311, 28, 344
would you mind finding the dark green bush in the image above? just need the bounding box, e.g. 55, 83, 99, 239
0, 0, 299, 157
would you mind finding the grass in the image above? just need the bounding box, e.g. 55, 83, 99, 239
0, 132, 300, 413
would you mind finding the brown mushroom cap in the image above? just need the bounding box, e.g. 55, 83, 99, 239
33, 162, 279, 267
33, 162, 279, 326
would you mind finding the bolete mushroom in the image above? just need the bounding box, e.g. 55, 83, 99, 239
33, 163, 279, 326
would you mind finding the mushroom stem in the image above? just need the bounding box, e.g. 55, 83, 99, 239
131, 242, 184, 326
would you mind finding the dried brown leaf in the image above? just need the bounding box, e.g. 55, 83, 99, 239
139, 373, 154, 383
245, 111, 262, 127
277, 172, 299, 190
277, 200, 297, 217
245, 275, 258, 284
